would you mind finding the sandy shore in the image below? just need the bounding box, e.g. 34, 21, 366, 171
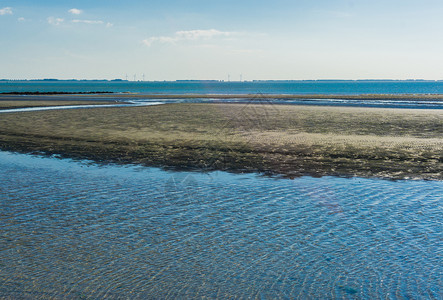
0, 101, 442, 180
0, 97, 123, 109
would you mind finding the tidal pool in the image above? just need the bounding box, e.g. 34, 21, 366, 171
0, 151, 441, 298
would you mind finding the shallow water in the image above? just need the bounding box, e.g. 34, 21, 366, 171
0, 101, 164, 114
0, 151, 441, 298
3, 80, 443, 95
2, 96, 443, 112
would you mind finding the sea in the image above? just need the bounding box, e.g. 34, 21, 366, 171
2, 79, 443, 95
3, 80, 443, 109
0, 80, 442, 298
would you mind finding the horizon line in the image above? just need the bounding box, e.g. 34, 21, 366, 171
1, 78, 443, 82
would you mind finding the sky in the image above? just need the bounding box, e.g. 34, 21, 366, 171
1, 0, 443, 80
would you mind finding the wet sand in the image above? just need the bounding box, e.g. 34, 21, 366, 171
0, 97, 123, 109
0, 100, 442, 180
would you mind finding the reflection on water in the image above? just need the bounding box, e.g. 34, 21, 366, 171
0, 151, 441, 298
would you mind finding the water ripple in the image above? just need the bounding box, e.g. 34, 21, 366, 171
0, 151, 442, 298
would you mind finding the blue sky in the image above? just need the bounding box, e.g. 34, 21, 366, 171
1, 0, 443, 80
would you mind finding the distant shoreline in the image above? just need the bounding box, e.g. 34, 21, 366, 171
1, 79, 443, 82
0, 91, 114, 95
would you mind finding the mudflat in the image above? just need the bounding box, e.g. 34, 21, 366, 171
0, 102, 442, 179
0, 99, 121, 109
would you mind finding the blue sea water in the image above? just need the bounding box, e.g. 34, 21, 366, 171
3, 80, 443, 109
0, 151, 441, 298
2, 79, 443, 95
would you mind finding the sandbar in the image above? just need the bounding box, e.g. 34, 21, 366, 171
0, 100, 441, 180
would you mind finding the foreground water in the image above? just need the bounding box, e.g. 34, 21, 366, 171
0, 151, 441, 298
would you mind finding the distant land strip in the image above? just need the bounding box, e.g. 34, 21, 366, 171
1, 91, 114, 95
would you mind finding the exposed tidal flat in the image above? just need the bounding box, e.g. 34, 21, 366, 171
0, 97, 442, 180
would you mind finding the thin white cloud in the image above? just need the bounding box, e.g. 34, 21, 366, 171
72, 19, 104, 25
68, 8, 83, 15
0, 7, 13, 15
17, 17, 25, 22
143, 29, 237, 47
176, 29, 233, 39
143, 36, 177, 47
47, 17, 64, 26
